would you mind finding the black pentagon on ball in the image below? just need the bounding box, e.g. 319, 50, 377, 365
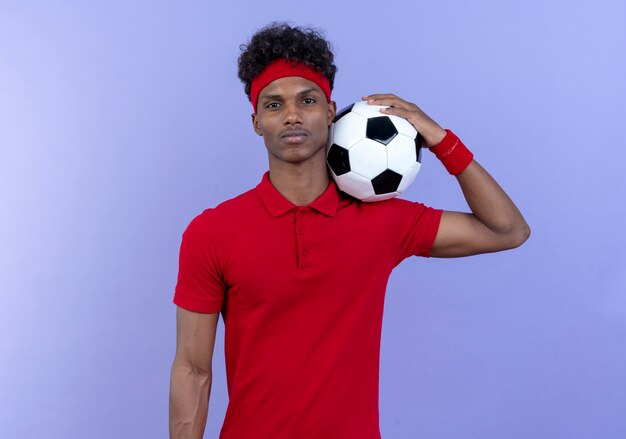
333, 103, 355, 123
372, 169, 403, 194
327, 144, 351, 176
415, 132, 423, 163
366, 116, 398, 145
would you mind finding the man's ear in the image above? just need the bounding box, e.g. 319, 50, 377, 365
251, 113, 263, 136
327, 101, 337, 126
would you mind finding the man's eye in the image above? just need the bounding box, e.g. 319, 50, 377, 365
303, 98, 316, 104
265, 102, 280, 109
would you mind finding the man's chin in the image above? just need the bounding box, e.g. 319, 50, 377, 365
268, 145, 326, 166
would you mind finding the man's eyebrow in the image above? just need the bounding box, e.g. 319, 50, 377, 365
297, 87, 319, 96
261, 94, 283, 101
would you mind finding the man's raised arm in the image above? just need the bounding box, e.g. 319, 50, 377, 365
363, 94, 530, 257
169, 306, 219, 439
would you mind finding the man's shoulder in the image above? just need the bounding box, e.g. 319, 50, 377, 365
191, 186, 260, 227
214, 186, 260, 212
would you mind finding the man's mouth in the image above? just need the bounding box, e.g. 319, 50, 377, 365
281, 130, 308, 143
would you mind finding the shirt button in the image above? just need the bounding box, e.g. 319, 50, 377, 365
303, 250, 308, 256
299, 229, 304, 235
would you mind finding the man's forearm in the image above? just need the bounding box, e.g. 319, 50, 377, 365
456, 160, 529, 241
169, 362, 212, 439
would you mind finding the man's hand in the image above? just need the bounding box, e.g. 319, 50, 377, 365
362, 94, 446, 147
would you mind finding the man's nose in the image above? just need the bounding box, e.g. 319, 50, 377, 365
283, 102, 302, 124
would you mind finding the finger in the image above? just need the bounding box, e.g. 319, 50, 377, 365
381, 106, 430, 127
362, 93, 398, 101
367, 98, 412, 110
364, 93, 413, 106
370, 98, 416, 112
379, 106, 413, 119
363, 95, 406, 107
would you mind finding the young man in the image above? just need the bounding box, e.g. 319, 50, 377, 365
169, 23, 529, 439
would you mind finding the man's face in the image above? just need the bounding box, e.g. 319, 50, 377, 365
252, 76, 336, 167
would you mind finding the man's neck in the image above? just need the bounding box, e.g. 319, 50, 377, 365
267, 158, 330, 206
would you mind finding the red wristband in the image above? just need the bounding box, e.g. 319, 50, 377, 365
428, 129, 474, 175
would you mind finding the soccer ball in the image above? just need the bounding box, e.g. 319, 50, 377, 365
326, 101, 423, 202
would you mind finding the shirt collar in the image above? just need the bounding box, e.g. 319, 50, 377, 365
256, 171, 340, 218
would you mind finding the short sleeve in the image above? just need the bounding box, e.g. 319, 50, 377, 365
173, 212, 226, 313
383, 198, 443, 266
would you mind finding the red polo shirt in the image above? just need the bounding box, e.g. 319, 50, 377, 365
174, 172, 442, 439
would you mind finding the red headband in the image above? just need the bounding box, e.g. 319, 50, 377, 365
250, 58, 331, 113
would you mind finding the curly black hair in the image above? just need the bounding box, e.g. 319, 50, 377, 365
237, 22, 338, 101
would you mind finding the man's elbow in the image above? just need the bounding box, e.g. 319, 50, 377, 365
506, 221, 531, 249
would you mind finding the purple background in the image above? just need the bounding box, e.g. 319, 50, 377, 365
1, 1, 625, 438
